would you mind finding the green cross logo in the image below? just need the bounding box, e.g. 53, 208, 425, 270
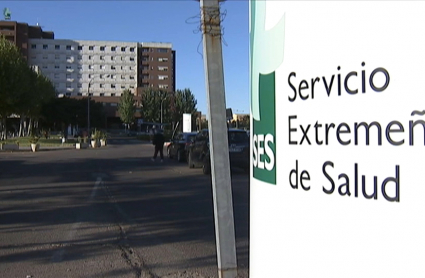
250, 0, 285, 185
3, 8, 11, 20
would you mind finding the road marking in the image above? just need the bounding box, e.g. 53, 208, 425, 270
51, 176, 103, 263
90, 177, 102, 199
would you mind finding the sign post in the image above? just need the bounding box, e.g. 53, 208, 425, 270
200, 0, 237, 277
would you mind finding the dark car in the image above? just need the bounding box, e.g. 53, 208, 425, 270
167, 132, 198, 162
187, 129, 250, 174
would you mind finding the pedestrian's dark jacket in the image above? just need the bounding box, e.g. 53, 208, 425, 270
152, 132, 165, 147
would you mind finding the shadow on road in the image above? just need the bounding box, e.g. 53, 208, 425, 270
0, 140, 249, 277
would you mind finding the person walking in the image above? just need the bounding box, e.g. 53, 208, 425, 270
151, 128, 165, 162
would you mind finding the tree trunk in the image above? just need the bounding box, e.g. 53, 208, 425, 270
3, 118, 7, 140
27, 118, 32, 136
19, 116, 25, 137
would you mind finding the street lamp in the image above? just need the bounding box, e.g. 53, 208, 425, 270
87, 77, 94, 138
87, 74, 111, 138
160, 97, 167, 127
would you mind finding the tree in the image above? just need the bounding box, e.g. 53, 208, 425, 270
0, 36, 32, 138
172, 88, 198, 131
0, 36, 56, 138
18, 71, 56, 136
141, 88, 168, 123
118, 89, 136, 132
40, 97, 105, 134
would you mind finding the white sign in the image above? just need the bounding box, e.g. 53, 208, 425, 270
183, 113, 192, 133
250, 1, 425, 277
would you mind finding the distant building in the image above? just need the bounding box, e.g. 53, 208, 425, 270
0, 20, 176, 124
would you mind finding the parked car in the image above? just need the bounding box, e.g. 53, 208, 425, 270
187, 129, 250, 174
167, 132, 198, 162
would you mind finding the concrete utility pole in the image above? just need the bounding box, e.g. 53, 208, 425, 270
199, 0, 237, 277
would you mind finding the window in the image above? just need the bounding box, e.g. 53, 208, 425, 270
66, 56, 71, 60
111, 84, 116, 89
121, 85, 126, 89
130, 47, 135, 52
77, 56, 82, 60
89, 55, 92, 60
77, 84, 82, 88
121, 47, 126, 52
142, 57, 149, 62
43, 55, 48, 59
130, 57, 134, 61
66, 74, 71, 78
77, 93, 82, 96
111, 93, 116, 97
158, 75, 168, 80
130, 76, 134, 80
157, 48, 168, 53
54, 73, 59, 78
55, 65, 60, 69
111, 65, 116, 70
89, 65, 93, 69
66, 93, 71, 97
89, 46, 94, 50
78, 65, 82, 70
158, 66, 168, 71
77, 74, 82, 78
100, 84, 104, 88
100, 93, 105, 97
158, 57, 168, 62
130, 85, 135, 89
78, 46, 83, 50
100, 56, 104, 60
55, 54, 60, 59
89, 74, 92, 78
111, 56, 114, 61
55, 45, 60, 50
159, 84, 169, 89
43, 44, 48, 49
31, 44, 36, 49
66, 83, 71, 88
42, 65, 48, 69
66, 45, 71, 50
100, 65, 105, 69
142, 48, 149, 52
100, 46, 105, 51
111, 47, 116, 51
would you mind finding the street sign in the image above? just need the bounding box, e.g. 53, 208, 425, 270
182, 113, 191, 133
250, 1, 425, 277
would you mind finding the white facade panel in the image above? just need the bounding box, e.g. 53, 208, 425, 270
28, 39, 138, 97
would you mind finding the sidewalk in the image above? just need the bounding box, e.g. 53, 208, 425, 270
0, 144, 76, 152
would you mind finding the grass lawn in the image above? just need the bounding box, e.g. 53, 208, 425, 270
1, 137, 77, 147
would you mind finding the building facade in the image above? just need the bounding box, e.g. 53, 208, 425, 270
0, 20, 53, 61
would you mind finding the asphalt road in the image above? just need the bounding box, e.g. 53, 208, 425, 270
0, 139, 249, 278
